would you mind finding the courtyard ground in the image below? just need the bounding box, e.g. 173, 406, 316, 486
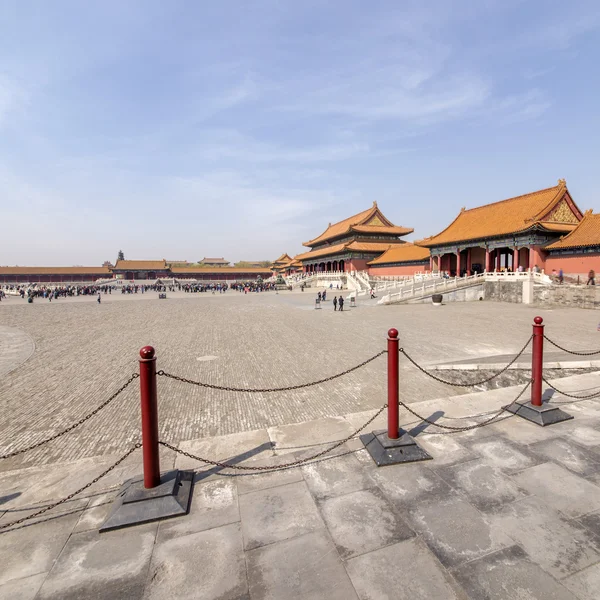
1, 290, 600, 599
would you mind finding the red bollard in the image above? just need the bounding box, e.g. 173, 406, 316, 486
531, 317, 544, 407
139, 346, 161, 488
387, 328, 399, 439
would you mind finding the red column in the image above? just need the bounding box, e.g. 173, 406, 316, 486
495, 251, 500, 271
531, 317, 544, 406
139, 346, 161, 488
387, 328, 399, 439
467, 248, 472, 275
513, 248, 519, 271
429, 256, 433, 272
456, 250, 461, 276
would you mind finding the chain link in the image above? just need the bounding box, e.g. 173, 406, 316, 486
157, 351, 386, 393
397, 380, 531, 434
1, 373, 139, 460
159, 403, 388, 472
399, 336, 533, 387
0, 443, 141, 531
543, 335, 600, 356
542, 377, 600, 399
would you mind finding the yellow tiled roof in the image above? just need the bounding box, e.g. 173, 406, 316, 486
273, 253, 293, 264
345, 241, 400, 252
113, 260, 168, 270
295, 242, 349, 261
171, 266, 270, 274
303, 202, 410, 247
0, 266, 111, 275
417, 180, 582, 247
351, 225, 413, 236
368, 243, 431, 265
546, 210, 600, 249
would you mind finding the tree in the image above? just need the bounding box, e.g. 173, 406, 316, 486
117, 250, 125, 261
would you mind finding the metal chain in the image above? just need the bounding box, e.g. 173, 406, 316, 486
399, 336, 533, 387
0, 443, 141, 531
397, 380, 531, 434
542, 376, 600, 399
543, 335, 600, 356
157, 351, 386, 393
159, 403, 388, 472
1, 373, 139, 460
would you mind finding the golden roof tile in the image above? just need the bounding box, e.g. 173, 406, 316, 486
113, 260, 168, 270
0, 266, 111, 275
416, 180, 583, 247
303, 202, 411, 247
546, 210, 600, 249
368, 243, 431, 265
170, 266, 270, 274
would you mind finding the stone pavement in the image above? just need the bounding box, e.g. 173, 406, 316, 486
0, 326, 35, 378
1, 376, 600, 599
2, 291, 600, 471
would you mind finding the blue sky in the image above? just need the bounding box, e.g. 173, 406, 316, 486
1, 0, 599, 265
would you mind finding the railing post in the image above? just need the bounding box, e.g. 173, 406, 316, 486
387, 328, 399, 439
139, 346, 161, 488
531, 317, 544, 406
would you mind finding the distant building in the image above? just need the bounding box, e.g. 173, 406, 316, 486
200, 257, 230, 267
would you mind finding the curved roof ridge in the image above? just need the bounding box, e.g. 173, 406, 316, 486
303, 204, 377, 246
461, 183, 562, 214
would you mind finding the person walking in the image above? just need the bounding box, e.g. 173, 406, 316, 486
338, 295, 344, 311
97, 292, 101, 304
587, 269, 596, 286
332, 296, 337, 311
558, 268, 564, 284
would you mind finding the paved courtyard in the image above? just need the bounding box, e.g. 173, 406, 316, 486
1, 291, 600, 599
1, 289, 600, 470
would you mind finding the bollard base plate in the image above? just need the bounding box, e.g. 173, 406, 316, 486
503, 401, 573, 427
360, 429, 432, 466
100, 469, 193, 532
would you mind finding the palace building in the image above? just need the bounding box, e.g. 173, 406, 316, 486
295, 202, 414, 273
416, 180, 584, 276
367, 243, 430, 276
0, 260, 272, 284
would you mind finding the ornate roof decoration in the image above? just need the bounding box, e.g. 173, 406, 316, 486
417, 180, 583, 247
303, 203, 412, 247
546, 210, 600, 250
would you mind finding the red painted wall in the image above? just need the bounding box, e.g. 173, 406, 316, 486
545, 254, 600, 279
346, 258, 370, 272
368, 264, 430, 276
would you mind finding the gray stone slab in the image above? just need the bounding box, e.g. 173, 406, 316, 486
577, 510, 600, 538
156, 478, 239, 544
0, 572, 47, 600
144, 522, 247, 600
345, 537, 465, 600
435, 459, 529, 513
239, 480, 324, 550
365, 461, 456, 510
269, 416, 356, 456
511, 462, 600, 518
246, 529, 358, 600
492, 496, 600, 579
403, 495, 512, 568
301, 453, 375, 500
174, 428, 274, 473
318, 487, 414, 559
467, 436, 544, 472
411, 434, 474, 466
37, 523, 157, 600
528, 437, 600, 476
487, 414, 559, 444
0, 502, 84, 586
453, 545, 578, 600
565, 425, 600, 447
73, 492, 116, 533
234, 453, 304, 495
563, 563, 600, 600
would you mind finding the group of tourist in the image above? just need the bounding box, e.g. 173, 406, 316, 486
317, 291, 346, 311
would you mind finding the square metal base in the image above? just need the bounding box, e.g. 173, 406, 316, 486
360, 429, 433, 466
100, 469, 194, 532
503, 401, 573, 427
